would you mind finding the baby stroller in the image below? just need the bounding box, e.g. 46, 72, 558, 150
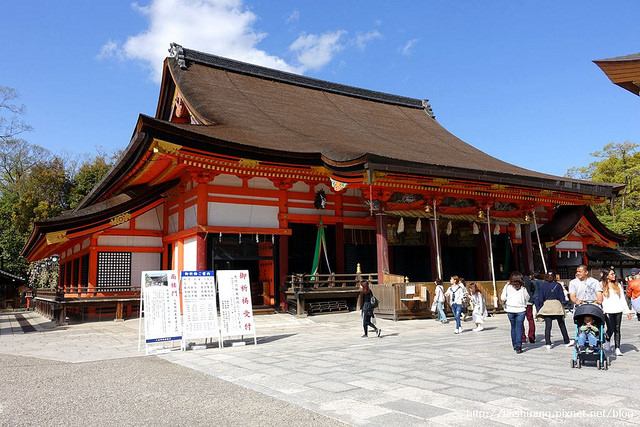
571, 303, 610, 370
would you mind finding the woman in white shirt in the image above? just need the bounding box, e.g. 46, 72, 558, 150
601, 268, 633, 356
500, 271, 529, 354
445, 276, 467, 334
468, 282, 487, 331
434, 279, 448, 324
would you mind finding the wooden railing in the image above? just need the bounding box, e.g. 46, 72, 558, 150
285, 272, 378, 292
36, 286, 141, 298
284, 272, 378, 315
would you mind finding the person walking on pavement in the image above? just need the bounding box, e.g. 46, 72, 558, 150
601, 268, 633, 356
468, 282, 487, 331
500, 271, 529, 354
535, 271, 573, 350
434, 279, 448, 324
358, 281, 381, 338
569, 265, 603, 306
626, 268, 640, 321
521, 272, 537, 344
445, 276, 467, 334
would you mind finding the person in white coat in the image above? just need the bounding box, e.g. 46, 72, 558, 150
601, 268, 633, 356
500, 271, 529, 354
468, 282, 487, 331
433, 279, 448, 324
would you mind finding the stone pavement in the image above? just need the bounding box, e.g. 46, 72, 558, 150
1, 310, 640, 426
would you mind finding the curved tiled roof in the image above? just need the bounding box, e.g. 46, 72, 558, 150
165, 46, 621, 197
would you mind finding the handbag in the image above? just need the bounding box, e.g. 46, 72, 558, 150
632, 296, 640, 312
537, 299, 565, 317
430, 301, 438, 313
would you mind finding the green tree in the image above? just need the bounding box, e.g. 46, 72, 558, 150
567, 141, 640, 245
0, 87, 116, 279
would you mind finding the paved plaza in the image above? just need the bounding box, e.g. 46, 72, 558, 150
1, 309, 640, 426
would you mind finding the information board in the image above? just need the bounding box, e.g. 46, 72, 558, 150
140, 270, 182, 353
217, 270, 257, 345
180, 270, 220, 347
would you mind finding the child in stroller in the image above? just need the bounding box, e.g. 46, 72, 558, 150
577, 315, 599, 352
571, 303, 610, 370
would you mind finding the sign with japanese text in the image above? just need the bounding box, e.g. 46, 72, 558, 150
181, 270, 219, 341
217, 270, 256, 341
141, 270, 182, 344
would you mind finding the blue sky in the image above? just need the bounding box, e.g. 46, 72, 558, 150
1, 1, 638, 176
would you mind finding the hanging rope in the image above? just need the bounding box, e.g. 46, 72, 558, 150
532, 210, 547, 273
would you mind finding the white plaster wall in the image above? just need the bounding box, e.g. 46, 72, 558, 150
184, 205, 197, 229
131, 252, 161, 288
97, 235, 163, 248
212, 174, 243, 187
183, 237, 197, 271
168, 213, 178, 234
248, 177, 277, 190
289, 181, 310, 193
136, 206, 163, 231
208, 202, 279, 228
81, 238, 90, 250
112, 221, 130, 229
557, 241, 584, 250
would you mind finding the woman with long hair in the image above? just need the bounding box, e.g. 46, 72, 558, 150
500, 271, 529, 353
535, 271, 573, 350
434, 278, 448, 324
601, 268, 633, 356
445, 275, 467, 334
468, 282, 487, 331
358, 281, 381, 338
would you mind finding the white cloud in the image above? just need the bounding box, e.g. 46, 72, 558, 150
98, 0, 352, 81
400, 38, 420, 56
96, 40, 120, 60
289, 30, 346, 71
99, 0, 298, 82
354, 30, 382, 50
286, 10, 300, 24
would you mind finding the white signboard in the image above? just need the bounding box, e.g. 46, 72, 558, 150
217, 270, 257, 345
181, 270, 220, 347
140, 270, 182, 353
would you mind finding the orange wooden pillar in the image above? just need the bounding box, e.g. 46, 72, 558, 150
375, 211, 389, 283
278, 235, 289, 310
87, 236, 98, 293
334, 191, 345, 274
195, 174, 210, 271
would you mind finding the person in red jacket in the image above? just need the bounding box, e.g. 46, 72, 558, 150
627, 268, 640, 321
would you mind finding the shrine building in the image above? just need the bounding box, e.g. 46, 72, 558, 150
23, 44, 625, 320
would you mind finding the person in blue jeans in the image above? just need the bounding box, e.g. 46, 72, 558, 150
577, 315, 599, 352
434, 279, 448, 323
445, 276, 467, 334
500, 271, 530, 354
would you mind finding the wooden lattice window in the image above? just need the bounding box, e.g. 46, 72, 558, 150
80, 254, 89, 287
97, 252, 131, 291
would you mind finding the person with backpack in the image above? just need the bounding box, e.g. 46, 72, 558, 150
358, 281, 381, 338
